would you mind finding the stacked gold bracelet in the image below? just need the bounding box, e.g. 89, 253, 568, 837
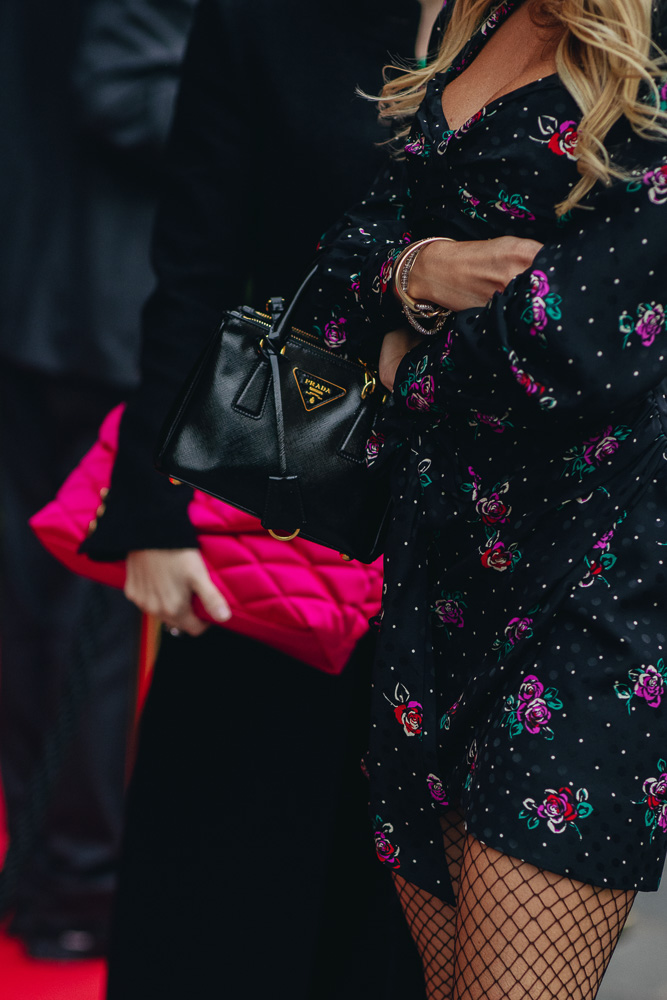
394, 236, 456, 336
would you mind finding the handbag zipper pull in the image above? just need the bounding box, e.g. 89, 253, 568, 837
267, 296, 285, 319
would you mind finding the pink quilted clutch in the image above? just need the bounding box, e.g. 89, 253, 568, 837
29, 405, 382, 674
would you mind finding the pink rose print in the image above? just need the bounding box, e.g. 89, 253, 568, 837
530, 270, 549, 299
480, 538, 520, 572
635, 303, 665, 345
377, 257, 395, 296
439, 693, 462, 731
434, 597, 465, 629
426, 773, 449, 807
634, 666, 665, 707
506, 349, 556, 409
365, 431, 385, 469
620, 301, 666, 349
503, 674, 562, 740
459, 186, 485, 221
372, 235, 411, 298
506, 617, 534, 646
440, 329, 454, 369
579, 510, 627, 589
521, 270, 562, 344
547, 121, 579, 159
517, 696, 552, 735
398, 356, 439, 412
515, 368, 541, 394
476, 491, 511, 525
384, 683, 423, 737
324, 316, 347, 348
616, 657, 667, 714
433, 591, 467, 638
643, 774, 667, 813
394, 701, 424, 737
493, 609, 539, 660
520, 786, 593, 837
492, 190, 535, 220
518, 675, 543, 702
471, 411, 508, 434
405, 133, 430, 157
642, 165, 667, 205
406, 375, 435, 411
594, 529, 615, 550
458, 108, 487, 134
636, 761, 667, 842
537, 789, 580, 832
582, 427, 620, 466
531, 115, 579, 160
481, 3, 510, 34
564, 425, 631, 480
373, 817, 401, 869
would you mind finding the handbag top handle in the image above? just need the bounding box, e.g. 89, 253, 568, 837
267, 265, 318, 347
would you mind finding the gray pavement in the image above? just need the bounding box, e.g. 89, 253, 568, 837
598, 880, 667, 1000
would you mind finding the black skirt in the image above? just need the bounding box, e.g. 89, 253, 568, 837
105, 627, 425, 1000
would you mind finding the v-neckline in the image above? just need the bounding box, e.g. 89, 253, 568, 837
436, 0, 560, 133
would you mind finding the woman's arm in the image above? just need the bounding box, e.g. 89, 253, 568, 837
391, 167, 667, 428
311, 163, 544, 365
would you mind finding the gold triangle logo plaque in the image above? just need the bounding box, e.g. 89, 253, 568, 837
293, 368, 347, 411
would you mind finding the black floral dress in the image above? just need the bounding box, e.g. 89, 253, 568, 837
311, 0, 667, 904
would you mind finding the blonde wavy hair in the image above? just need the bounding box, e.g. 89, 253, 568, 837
378, 0, 667, 214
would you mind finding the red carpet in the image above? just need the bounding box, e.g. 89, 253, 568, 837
0, 770, 107, 1000
0, 932, 106, 1000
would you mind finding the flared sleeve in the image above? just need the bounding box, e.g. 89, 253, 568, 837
392, 158, 667, 430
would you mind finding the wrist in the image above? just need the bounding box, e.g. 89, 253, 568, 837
394, 237, 455, 336
408, 238, 455, 302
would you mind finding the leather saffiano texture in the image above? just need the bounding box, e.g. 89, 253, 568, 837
154, 274, 392, 563
29, 406, 383, 675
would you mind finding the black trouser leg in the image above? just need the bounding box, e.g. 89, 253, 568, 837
0, 364, 139, 935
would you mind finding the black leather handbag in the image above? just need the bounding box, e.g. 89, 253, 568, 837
154, 270, 391, 563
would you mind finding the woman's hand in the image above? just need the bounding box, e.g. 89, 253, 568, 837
125, 548, 231, 637
379, 327, 423, 392
408, 235, 544, 311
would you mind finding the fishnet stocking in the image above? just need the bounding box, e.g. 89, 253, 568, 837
454, 835, 635, 1000
393, 808, 466, 999
393, 818, 635, 1000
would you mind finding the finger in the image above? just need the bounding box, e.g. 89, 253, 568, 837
163, 613, 211, 638
190, 568, 232, 623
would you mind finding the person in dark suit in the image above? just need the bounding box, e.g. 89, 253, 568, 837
82, 0, 430, 996
0, 0, 197, 958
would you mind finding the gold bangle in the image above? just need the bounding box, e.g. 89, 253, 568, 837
394, 236, 456, 314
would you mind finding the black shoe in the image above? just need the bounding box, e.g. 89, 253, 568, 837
23, 927, 108, 961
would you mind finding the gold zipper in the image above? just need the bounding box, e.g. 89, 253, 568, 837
240, 308, 314, 341
241, 308, 378, 391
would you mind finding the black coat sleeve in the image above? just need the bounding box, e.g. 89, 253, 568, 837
83, 0, 253, 559
72, 0, 198, 159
